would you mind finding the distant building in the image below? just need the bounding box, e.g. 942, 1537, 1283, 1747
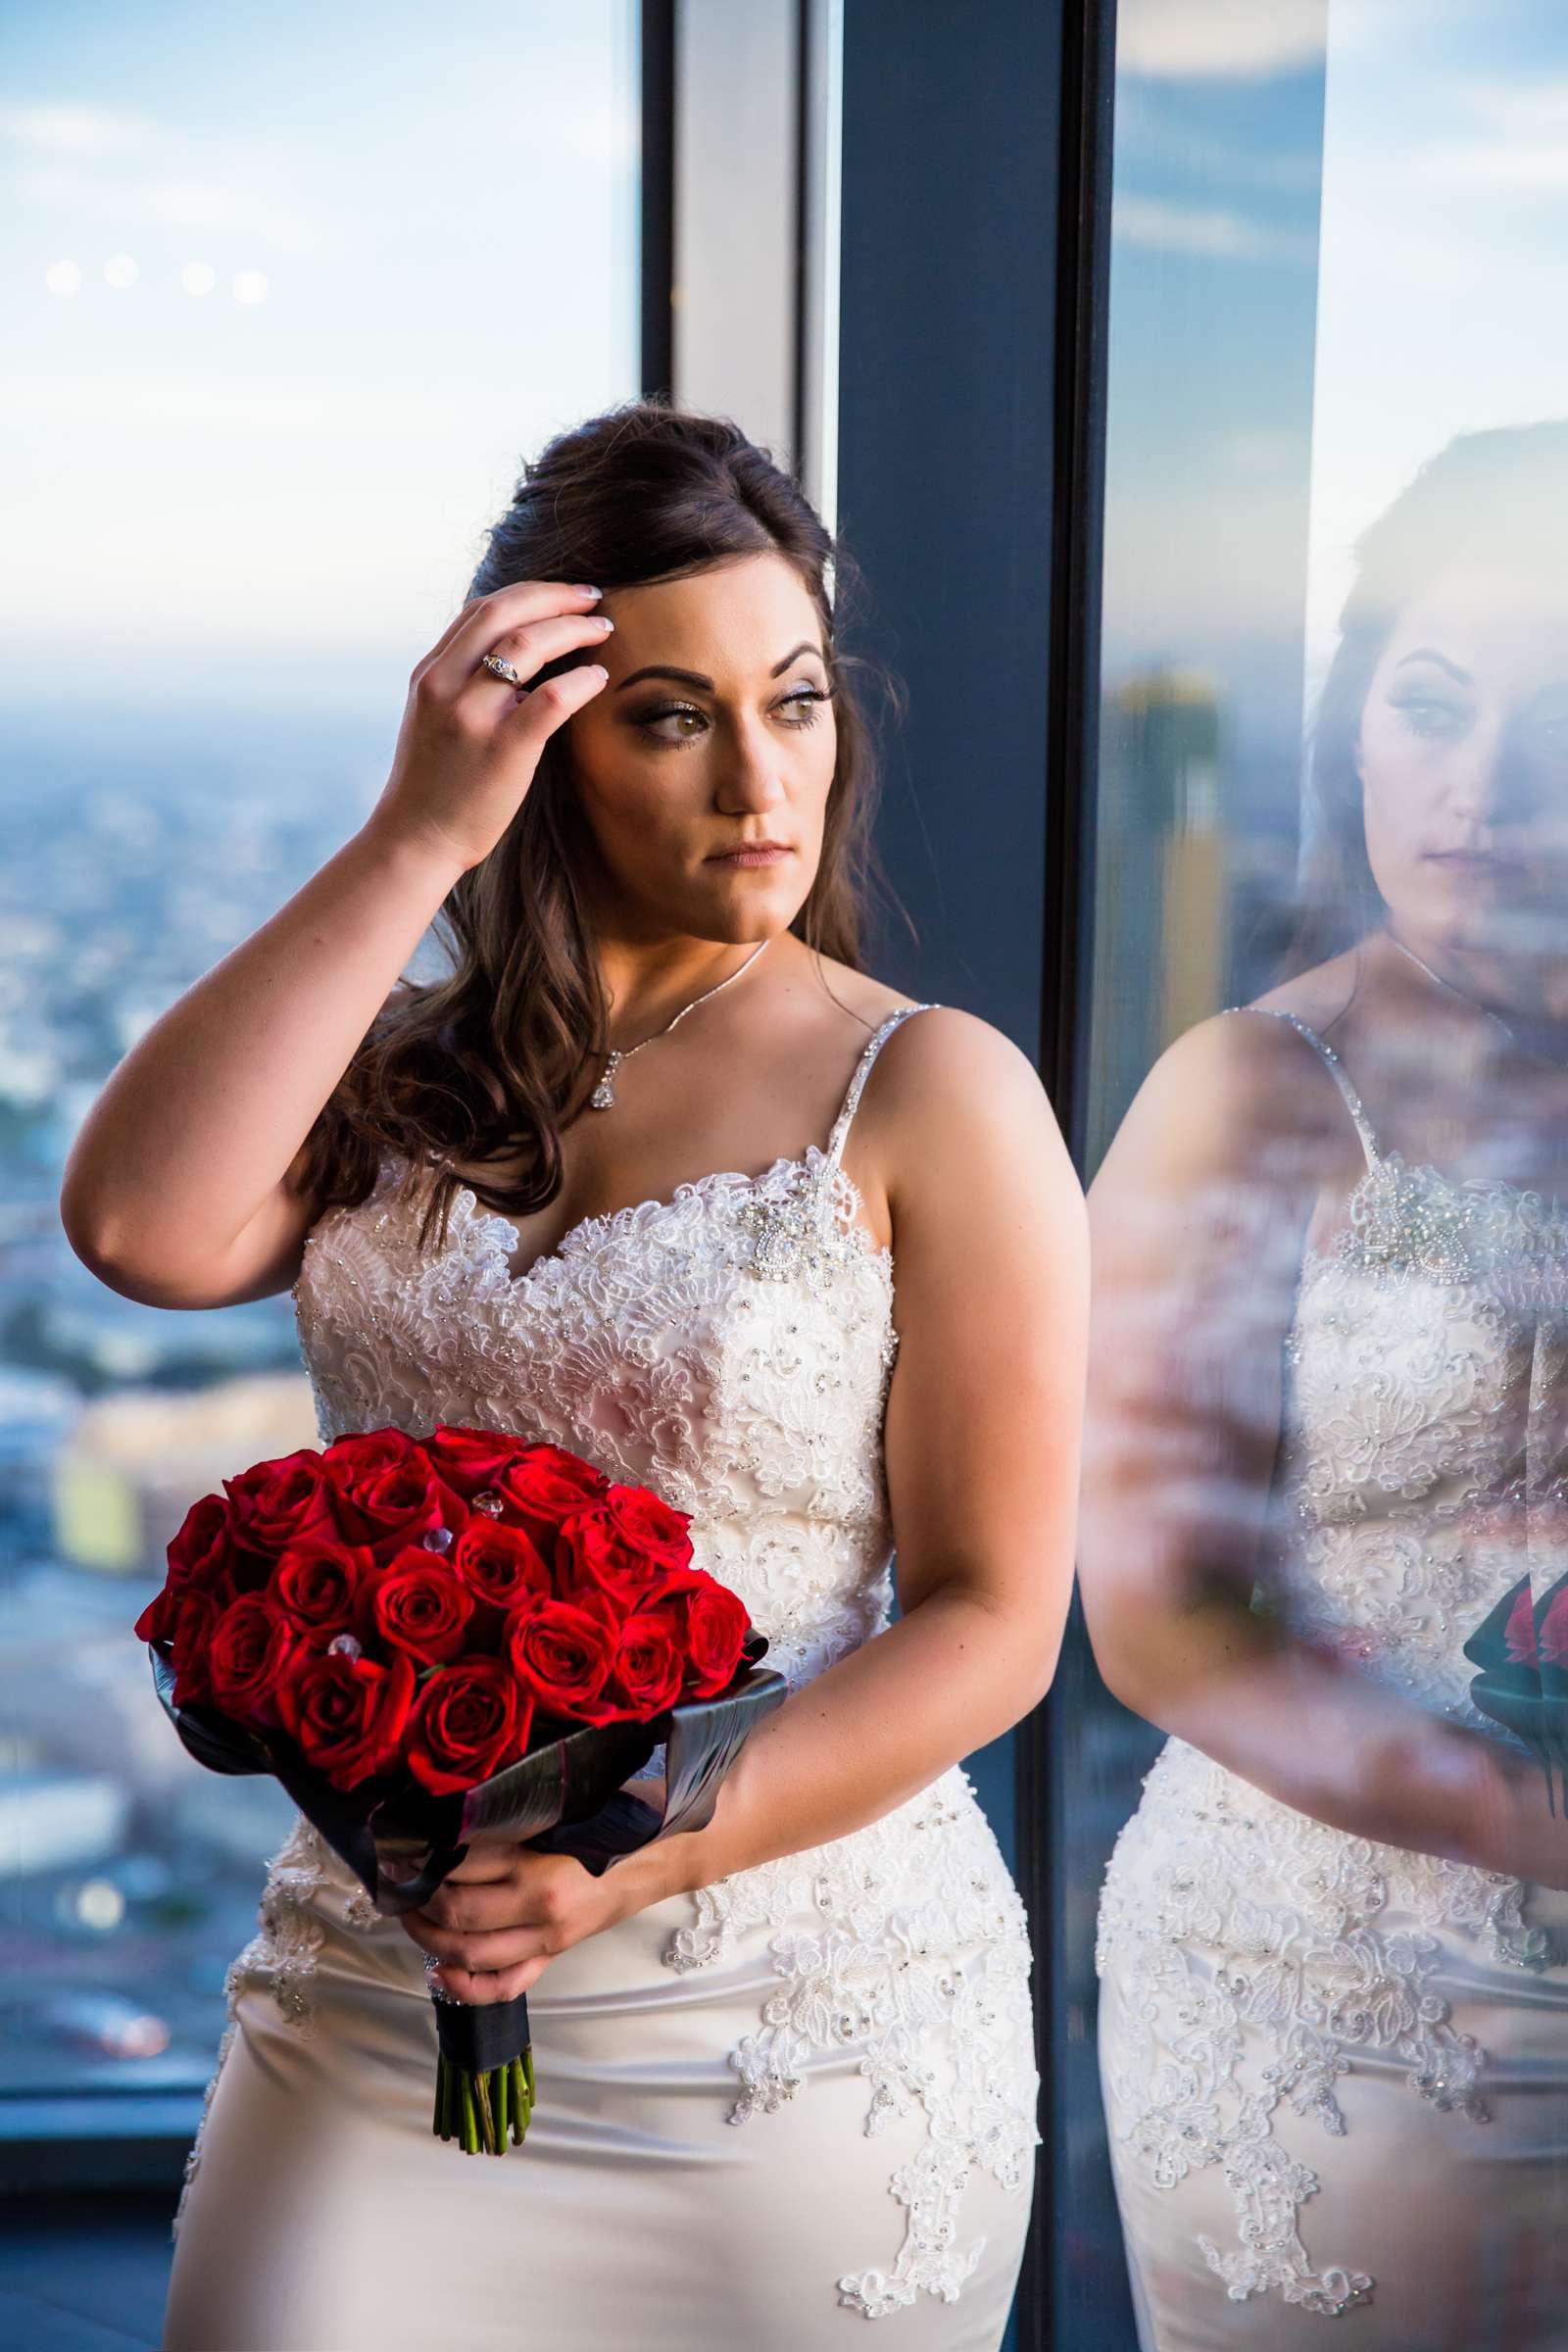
51, 1373, 319, 1577
1088, 666, 1227, 1168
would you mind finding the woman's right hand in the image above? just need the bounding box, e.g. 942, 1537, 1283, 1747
366, 580, 614, 876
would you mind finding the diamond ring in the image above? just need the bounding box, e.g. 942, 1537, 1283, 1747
480, 652, 527, 690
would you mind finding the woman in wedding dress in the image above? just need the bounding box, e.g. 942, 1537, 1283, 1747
1083, 421, 1568, 2347
61, 398, 1087, 2350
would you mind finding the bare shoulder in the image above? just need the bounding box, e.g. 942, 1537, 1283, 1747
854, 1004, 1079, 1225
864, 1003, 1049, 1121
1103, 988, 1360, 1193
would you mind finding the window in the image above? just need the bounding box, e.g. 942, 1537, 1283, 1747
1, 0, 639, 2123
1068, 4, 1568, 2340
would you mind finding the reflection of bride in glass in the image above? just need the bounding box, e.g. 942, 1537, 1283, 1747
1082, 422, 1568, 2348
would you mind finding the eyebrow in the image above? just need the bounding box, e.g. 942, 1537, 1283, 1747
613, 641, 827, 693
1393, 649, 1473, 685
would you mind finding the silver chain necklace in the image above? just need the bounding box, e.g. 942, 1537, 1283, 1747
1383, 927, 1568, 1070
589, 936, 772, 1109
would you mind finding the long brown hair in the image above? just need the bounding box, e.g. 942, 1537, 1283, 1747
1277, 419, 1568, 979
293, 398, 896, 1253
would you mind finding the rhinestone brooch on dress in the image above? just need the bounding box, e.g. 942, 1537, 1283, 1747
1337, 1158, 1478, 1286
738, 1180, 834, 1282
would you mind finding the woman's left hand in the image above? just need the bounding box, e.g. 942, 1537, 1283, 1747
398, 1838, 648, 2005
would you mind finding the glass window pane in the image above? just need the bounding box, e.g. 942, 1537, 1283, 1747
1, 0, 638, 2114
1075, 4, 1568, 2342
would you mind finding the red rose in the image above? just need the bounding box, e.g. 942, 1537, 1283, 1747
601, 1483, 693, 1570
505, 1592, 620, 1724
450, 1521, 554, 1641
655, 1567, 750, 1697
134, 1581, 178, 1647
407, 1659, 530, 1796
208, 1594, 297, 1723
1505, 1583, 1541, 1665
423, 1424, 534, 1499
168, 1588, 220, 1708
221, 1449, 347, 1585
1539, 1589, 1568, 1667
165, 1492, 236, 1593
496, 1446, 612, 1554
278, 1647, 416, 1790
319, 1429, 415, 1481
268, 1541, 370, 1639
606, 1606, 685, 1717
556, 1506, 667, 1617
323, 1441, 466, 1563
370, 1550, 474, 1666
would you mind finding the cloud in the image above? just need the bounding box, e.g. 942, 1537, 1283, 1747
0, 101, 160, 159
1, 95, 348, 260
10, 153, 350, 263
1117, 0, 1326, 80
1407, 81, 1568, 193
1112, 193, 1317, 265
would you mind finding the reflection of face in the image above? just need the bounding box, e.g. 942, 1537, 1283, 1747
1357, 564, 1568, 952
563, 551, 838, 947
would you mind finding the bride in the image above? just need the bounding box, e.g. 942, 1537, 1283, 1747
61, 398, 1087, 2351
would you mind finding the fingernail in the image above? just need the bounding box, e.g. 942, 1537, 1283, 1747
574, 584, 602, 599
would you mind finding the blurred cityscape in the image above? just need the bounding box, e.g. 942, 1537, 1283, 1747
1, 699, 395, 2103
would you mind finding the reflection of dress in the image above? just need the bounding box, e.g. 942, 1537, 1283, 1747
161, 1006, 1039, 2352
1096, 1006, 1568, 2348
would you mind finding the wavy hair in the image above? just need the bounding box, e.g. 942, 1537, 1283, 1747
292, 398, 898, 1254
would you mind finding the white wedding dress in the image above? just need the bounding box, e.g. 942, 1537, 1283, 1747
162, 1004, 1040, 2352
1096, 1006, 1568, 2348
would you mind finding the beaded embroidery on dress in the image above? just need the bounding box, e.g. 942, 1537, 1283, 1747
177, 1004, 1040, 2333
1095, 1004, 1568, 2337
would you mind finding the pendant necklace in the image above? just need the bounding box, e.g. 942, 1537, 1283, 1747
589, 937, 772, 1110
1383, 928, 1568, 1071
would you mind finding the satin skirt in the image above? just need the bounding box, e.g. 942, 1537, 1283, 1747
163, 1819, 1036, 2351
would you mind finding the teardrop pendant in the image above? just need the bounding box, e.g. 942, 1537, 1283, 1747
590, 1050, 620, 1110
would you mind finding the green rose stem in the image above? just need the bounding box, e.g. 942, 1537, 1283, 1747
434, 2053, 536, 2153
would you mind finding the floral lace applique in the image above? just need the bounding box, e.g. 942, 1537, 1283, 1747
1095, 1723, 1561, 2315
665, 1763, 1040, 2320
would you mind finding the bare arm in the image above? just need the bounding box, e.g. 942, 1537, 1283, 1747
1078, 1009, 1568, 1891
59, 582, 612, 1308
664, 1008, 1088, 1891
60, 824, 464, 1306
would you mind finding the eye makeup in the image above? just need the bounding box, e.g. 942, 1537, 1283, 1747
628, 684, 835, 745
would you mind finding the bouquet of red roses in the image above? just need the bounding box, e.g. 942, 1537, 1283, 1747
136, 1422, 784, 2155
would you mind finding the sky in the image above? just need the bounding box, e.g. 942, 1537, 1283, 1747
0, 1, 640, 719
1306, 1, 1568, 688
1102, 0, 1568, 777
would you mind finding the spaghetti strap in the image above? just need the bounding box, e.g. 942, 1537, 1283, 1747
825, 1004, 941, 1171
1222, 1004, 1383, 1171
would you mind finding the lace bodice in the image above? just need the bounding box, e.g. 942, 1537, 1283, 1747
293, 1008, 926, 1694
1096, 1004, 1568, 2321
1260, 1005, 1568, 1726
230, 1001, 1042, 2323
